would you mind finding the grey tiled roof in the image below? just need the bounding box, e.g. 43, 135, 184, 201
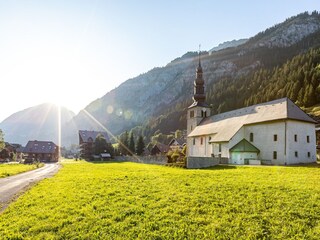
79, 130, 111, 143
23, 141, 58, 154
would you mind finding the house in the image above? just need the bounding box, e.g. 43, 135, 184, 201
168, 138, 186, 151
79, 130, 111, 159
187, 56, 317, 168
150, 142, 170, 155
23, 140, 59, 162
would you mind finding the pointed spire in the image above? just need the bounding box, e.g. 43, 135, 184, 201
198, 44, 201, 67
192, 45, 207, 106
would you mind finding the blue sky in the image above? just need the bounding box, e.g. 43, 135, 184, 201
0, 0, 319, 121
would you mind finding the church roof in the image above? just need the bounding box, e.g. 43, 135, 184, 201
229, 139, 260, 153
188, 98, 316, 142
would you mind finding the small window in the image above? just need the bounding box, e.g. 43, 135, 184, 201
190, 111, 194, 118
193, 138, 195, 145
250, 133, 254, 142
307, 135, 310, 143
201, 110, 207, 118
200, 137, 203, 145
209, 136, 212, 141
219, 143, 221, 152
274, 134, 277, 141
191, 125, 193, 131
273, 151, 277, 160
294, 134, 297, 142
295, 151, 298, 157
308, 152, 311, 158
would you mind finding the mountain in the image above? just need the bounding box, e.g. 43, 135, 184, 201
208, 39, 248, 53
2, 11, 320, 147
0, 103, 75, 145
69, 11, 320, 142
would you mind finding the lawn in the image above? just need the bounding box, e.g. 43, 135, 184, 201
0, 161, 320, 239
0, 163, 42, 178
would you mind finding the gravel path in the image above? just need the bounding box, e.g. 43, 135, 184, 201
0, 163, 60, 212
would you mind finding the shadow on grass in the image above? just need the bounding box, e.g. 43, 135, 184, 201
84, 159, 128, 164
285, 162, 320, 168
198, 165, 238, 171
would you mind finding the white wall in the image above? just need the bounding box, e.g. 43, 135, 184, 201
243, 121, 286, 164
286, 120, 316, 164
188, 135, 212, 157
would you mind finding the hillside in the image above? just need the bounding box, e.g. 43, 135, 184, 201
0, 103, 75, 145
2, 11, 320, 146
70, 11, 320, 142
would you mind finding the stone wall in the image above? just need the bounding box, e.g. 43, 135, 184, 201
187, 157, 219, 169
115, 155, 167, 165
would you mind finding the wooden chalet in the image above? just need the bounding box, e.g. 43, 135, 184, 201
79, 130, 111, 159
23, 140, 59, 162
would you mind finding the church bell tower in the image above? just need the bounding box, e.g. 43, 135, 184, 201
187, 51, 211, 136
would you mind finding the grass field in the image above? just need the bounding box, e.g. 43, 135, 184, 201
0, 163, 43, 178
0, 161, 320, 239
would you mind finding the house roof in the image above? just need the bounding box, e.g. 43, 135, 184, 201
152, 142, 170, 153
23, 140, 58, 154
168, 137, 186, 146
230, 139, 260, 153
189, 98, 316, 142
79, 130, 110, 143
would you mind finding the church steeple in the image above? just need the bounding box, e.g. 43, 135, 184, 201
190, 49, 208, 108
187, 47, 211, 136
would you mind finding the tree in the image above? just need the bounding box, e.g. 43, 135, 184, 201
136, 135, 145, 156
119, 131, 129, 155
94, 134, 108, 155
0, 129, 4, 151
175, 130, 182, 139
129, 131, 135, 154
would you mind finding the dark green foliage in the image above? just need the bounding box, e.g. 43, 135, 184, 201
136, 136, 145, 156
129, 131, 135, 154
118, 131, 130, 155
94, 134, 113, 155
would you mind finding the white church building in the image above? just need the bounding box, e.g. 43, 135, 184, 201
187, 58, 317, 167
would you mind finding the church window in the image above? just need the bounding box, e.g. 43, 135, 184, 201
294, 134, 297, 142
219, 143, 221, 152
193, 138, 195, 145
201, 110, 207, 118
190, 111, 194, 118
308, 152, 310, 158
250, 133, 254, 142
273, 151, 277, 160
191, 125, 193, 131
295, 151, 298, 157
200, 137, 203, 145
274, 134, 277, 141
307, 135, 310, 143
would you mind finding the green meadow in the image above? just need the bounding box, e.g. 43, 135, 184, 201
0, 163, 42, 178
0, 161, 320, 239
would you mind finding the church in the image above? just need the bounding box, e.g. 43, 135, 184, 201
187, 57, 317, 168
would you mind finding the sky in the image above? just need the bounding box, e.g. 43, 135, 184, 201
0, 0, 319, 122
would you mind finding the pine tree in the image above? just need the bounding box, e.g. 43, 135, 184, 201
94, 134, 108, 155
129, 131, 135, 154
136, 136, 145, 156
119, 131, 129, 155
